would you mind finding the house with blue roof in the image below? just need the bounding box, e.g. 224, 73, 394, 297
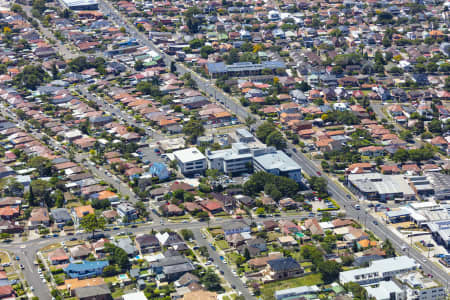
64, 260, 109, 279
149, 162, 170, 181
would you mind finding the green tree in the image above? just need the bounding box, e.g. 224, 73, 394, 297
80, 214, 106, 239
265, 131, 286, 150
28, 156, 52, 177
136, 81, 161, 97
184, 7, 202, 33
183, 118, 204, 144
14, 65, 49, 90
392, 148, 409, 162
256, 121, 276, 141
102, 265, 117, 277
180, 229, 194, 241
318, 260, 341, 283
382, 239, 396, 257
134, 60, 144, 71
428, 119, 442, 134
308, 176, 328, 198
201, 268, 222, 291
104, 243, 131, 270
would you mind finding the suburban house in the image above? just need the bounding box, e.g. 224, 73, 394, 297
151, 256, 195, 281
51, 208, 73, 228
263, 257, 304, 281
223, 221, 251, 236
64, 261, 110, 279
135, 234, 161, 254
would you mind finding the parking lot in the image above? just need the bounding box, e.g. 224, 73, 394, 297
138, 146, 165, 165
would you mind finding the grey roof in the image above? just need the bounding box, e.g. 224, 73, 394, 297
268, 257, 301, 272
74, 285, 110, 298
253, 149, 301, 173
152, 256, 190, 268
207, 61, 286, 74
348, 173, 415, 196
275, 285, 320, 298
163, 263, 195, 275
50, 208, 72, 222
115, 237, 136, 255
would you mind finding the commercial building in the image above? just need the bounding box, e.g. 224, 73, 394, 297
274, 285, 320, 300
397, 272, 446, 300
59, 0, 98, 10
365, 280, 406, 300
206, 143, 254, 174
427, 220, 450, 249
426, 172, 450, 200
347, 173, 416, 202
253, 148, 302, 183
206, 61, 286, 78
339, 256, 418, 285
173, 147, 207, 175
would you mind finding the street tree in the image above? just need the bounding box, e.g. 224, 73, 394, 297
80, 214, 106, 239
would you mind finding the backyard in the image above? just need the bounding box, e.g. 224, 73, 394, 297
260, 273, 323, 300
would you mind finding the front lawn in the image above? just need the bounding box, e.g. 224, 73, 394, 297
216, 240, 230, 250
260, 273, 323, 300
0, 251, 10, 263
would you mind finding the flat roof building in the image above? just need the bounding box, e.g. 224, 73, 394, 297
206, 143, 254, 174
427, 219, 450, 249
59, 0, 98, 10
173, 147, 207, 175
339, 256, 418, 285
274, 285, 320, 300
206, 61, 286, 78
347, 173, 416, 201
253, 148, 302, 183
397, 271, 445, 300
365, 280, 406, 300
427, 172, 450, 200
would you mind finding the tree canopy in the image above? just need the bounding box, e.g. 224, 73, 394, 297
14, 65, 49, 90
244, 171, 299, 199
80, 214, 106, 239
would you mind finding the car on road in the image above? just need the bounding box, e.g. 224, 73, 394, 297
15, 256, 19, 261
317, 171, 321, 176
373, 220, 378, 225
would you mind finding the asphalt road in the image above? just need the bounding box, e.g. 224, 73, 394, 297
89, 0, 450, 289
285, 146, 450, 287
2, 214, 309, 299
192, 228, 253, 299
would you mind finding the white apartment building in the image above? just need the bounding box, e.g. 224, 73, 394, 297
206, 143, 254, 174
173, 147, 207, 175
339, 256, 418, 285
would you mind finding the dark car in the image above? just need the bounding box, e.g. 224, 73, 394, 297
317, 171, 322, 176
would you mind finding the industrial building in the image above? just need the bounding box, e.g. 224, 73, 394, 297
59, 0, 98, 10
347, 173, 416, 202
427, 219, 450, 249
426, 172, 450, 200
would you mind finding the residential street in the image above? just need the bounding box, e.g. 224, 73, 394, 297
91, 0, 450, 289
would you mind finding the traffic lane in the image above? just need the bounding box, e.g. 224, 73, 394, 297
192, 229, 253, 299
17, 249, 50, 300
287, 147, 450, 283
